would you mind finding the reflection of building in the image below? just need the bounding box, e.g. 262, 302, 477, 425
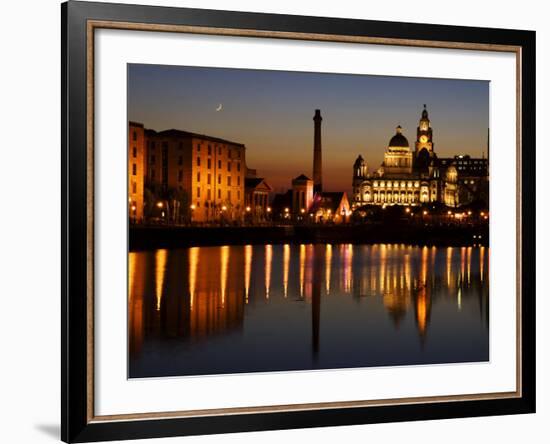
245, 177, 273, 221
352, 105, 488, 208
128, 122, 146, 222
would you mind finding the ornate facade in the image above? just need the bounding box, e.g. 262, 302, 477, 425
352, 105, 488, 208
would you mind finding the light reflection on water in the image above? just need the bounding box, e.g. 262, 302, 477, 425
129, 243, 489, 378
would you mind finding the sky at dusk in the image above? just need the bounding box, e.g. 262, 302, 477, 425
128, 64, 489, 194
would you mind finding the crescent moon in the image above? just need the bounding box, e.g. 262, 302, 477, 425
216, 103, 223, 112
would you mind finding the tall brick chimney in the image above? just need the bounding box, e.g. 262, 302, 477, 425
313, 109, 323, 193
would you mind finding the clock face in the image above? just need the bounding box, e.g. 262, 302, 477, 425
420, 135, 428, 143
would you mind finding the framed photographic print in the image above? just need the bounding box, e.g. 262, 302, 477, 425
61, 0, 536, 442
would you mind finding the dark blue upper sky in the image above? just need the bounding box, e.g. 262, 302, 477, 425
128, 64, 489, 193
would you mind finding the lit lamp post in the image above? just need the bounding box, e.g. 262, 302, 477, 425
156, 201, 164, 224
190, 204, 196, 225
266, 206, 272, 223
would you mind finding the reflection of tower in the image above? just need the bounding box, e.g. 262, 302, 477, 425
311, 244, 323, 357
313, 109, 323, 193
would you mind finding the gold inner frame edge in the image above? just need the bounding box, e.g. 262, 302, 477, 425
85, 19, 523, 423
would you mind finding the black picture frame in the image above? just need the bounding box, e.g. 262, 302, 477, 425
62, 1, 536, 442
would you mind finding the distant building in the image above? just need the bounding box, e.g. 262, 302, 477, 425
292, 174, 314, 216
245, 177, 273, 221
310, 192, 351, 223
128, 122, 146, 222
276, 110, 350, 223
352, 105, 489, 208
313, 109, 323, 193
271, 190, 293, 220
130, 122, 253, 223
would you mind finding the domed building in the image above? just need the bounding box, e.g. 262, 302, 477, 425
352, 105, 489, 208
381, 125, 413, 175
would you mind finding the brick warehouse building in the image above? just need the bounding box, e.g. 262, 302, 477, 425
128, 122, 146, 222
129, 121, 249, 223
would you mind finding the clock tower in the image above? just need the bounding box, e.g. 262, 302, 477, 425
414, 104, 435, 173
415, 104, 433, 155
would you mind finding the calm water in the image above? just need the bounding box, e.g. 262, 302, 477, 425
129, 244, 489, 378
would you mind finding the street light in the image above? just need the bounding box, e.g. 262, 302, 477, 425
221, 205, 227, 211
156, 201, 163, 208
190, 204, 196, 210
300, 208, 305, 214
246, 206, 251, 212
267, 207, 271, 213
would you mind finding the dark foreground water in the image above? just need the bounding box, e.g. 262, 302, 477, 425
129, 244, 489, 378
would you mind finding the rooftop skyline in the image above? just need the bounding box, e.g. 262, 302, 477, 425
128, 64, 489, 194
